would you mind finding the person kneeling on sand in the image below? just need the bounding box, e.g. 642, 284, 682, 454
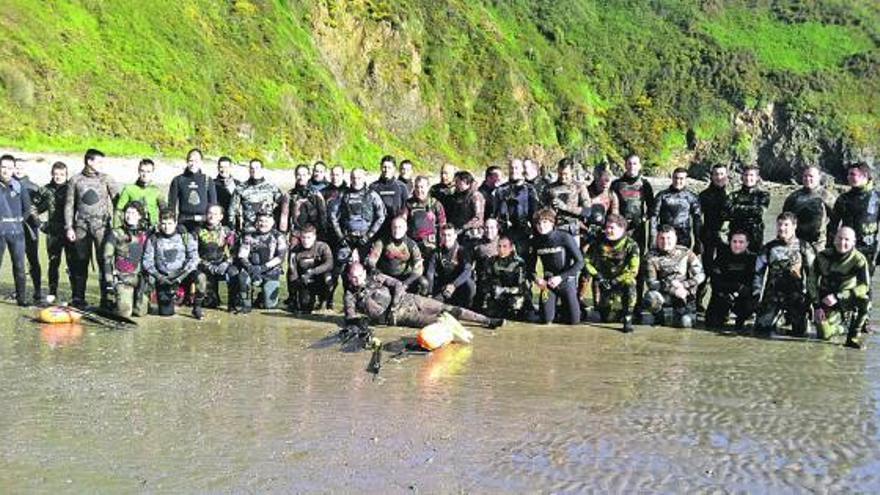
811, 227, 870, 349
102, 201, 150, 318
583, 214, 640, 333
643, 225, 705, 328
143, 209, 201, 318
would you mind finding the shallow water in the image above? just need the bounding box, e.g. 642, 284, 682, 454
2, 192, 880, 492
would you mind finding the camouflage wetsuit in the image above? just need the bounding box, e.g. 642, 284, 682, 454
446, 186, 485, 244
726, 185, 770, 250
64, 167, 118, 307
283, 185, 327, 244
651, 186, 702, 249
236, 228, 288, 311
35, 180, 70, 298
195, 224, 238, 309
344, 272, 495, 328
481, 253, 529, 320
811, 247, 870, 345
230, 178, 283, 235
102, 224, 149, 317
367, 235, 424, 293
472, 236, 498, 310
753, 237, 814, 336
584, 235, 640, 323
542, 180, 590, 239
643, 245, 705, 327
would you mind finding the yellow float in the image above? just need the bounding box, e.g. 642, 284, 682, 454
36, 306, 83, 324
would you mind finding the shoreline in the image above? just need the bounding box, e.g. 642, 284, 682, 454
1, 147, 298, 191
2, 147, 810, 196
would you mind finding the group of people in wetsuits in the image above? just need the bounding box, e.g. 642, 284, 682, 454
0, 148, 876, 346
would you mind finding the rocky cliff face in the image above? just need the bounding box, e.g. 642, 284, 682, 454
688, 103, 877, 183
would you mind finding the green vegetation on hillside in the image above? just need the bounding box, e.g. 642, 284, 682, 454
703, 9, 874, 74
0, 0, 877, 175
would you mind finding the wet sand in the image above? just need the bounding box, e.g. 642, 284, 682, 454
2, 305, 879, 492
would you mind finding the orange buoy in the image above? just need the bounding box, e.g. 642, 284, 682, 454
417, 322, 454, 351
416, 313, 473, 351
36, 306, 83, 324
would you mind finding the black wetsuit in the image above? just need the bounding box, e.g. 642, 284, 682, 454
16, 175, 42, 300
370, 176, 409, 238
427, 242, 475, 307
697, 182, 728, 309
705, 247, 756, 328
496, 180, 538, 257
288, 241, 334, 312
651, 186, 702, 249
611, 174, 654, 311
528, 229, 583, 324
36, 180, 70, 298
168, 169, 217, 232
0, 179, 31, 305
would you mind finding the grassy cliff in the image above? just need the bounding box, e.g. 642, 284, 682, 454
0, 0, 878, 175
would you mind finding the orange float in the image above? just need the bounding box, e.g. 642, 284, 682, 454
416, 313, 473, 351
417, 323, 454, 351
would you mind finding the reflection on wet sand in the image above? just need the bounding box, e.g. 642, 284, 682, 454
0, 193, 878, 491
39, 324, 84, 348
1, 294, 878, 491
